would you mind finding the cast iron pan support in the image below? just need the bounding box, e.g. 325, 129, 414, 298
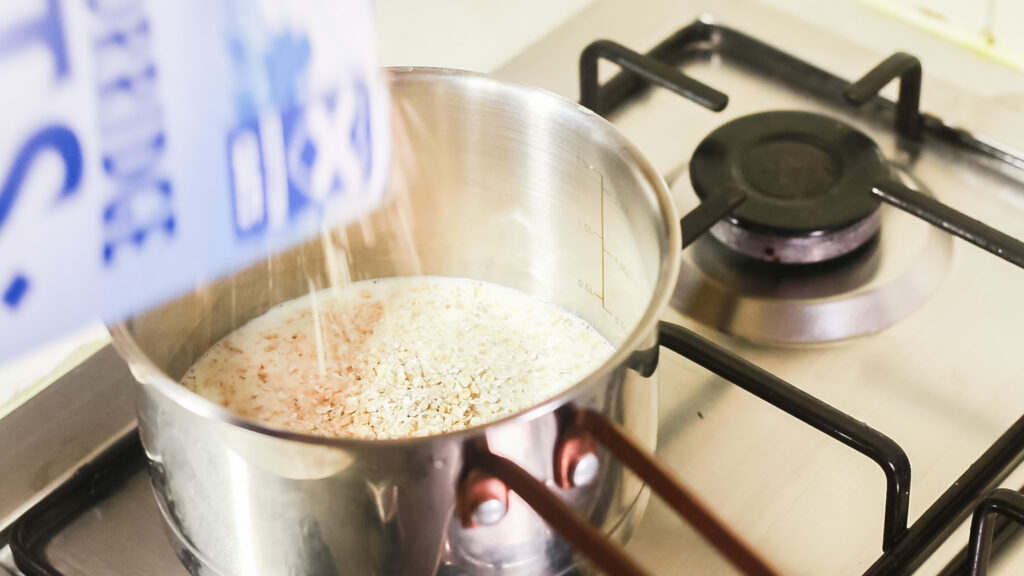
864, 413, 1024, 575
845, 54, 1024, 269
578, 39, 747, 248
844, 52, 923, 141
938, 484, 1024, 576
579, 40, 728, 117
679, 185, 747, 248
457, 404, 780, 576
870, 180, 1024, 268
657, 322, 912, 551
964, 489, 1024, 576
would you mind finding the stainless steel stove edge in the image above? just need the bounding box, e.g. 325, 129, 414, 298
0, 347, 136, 544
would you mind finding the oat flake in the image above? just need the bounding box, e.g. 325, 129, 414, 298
181, 277, 614, 439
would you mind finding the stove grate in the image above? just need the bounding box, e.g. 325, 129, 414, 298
580, 19, 1024, 576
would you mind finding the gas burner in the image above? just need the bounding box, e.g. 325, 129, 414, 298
669, 164, 953, 343
689, 111, 886, 264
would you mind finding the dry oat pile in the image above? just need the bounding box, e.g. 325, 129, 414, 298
181, 277, 613, 439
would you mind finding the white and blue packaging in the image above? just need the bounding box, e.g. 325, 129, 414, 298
0, 0, 390, 359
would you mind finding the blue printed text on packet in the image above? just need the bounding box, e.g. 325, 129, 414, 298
0, 0, 390, 360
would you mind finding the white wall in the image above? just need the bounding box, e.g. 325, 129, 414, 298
759, 0, 1024, 100
375, 0, 594, 71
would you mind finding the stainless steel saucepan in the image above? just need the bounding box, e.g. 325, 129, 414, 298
110, 67, 772, 576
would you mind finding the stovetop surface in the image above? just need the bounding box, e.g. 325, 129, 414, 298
34, 467, 185, 575
500, 1, 1024, 573
5, 0, 1024, 574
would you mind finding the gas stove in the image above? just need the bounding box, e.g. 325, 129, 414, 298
2, 1, 1024, 575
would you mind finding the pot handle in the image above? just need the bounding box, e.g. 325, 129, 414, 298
457, 405, 779, 576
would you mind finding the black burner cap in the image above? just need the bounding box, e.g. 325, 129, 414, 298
690, 111, 885, 236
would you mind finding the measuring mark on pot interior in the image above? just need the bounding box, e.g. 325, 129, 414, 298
574, 170, 608, 309
575, 157, 632, 335
601, 171, 607, 311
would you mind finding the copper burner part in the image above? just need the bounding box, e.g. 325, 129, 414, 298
455, 468, 509, 528
553, 428, 600, 489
